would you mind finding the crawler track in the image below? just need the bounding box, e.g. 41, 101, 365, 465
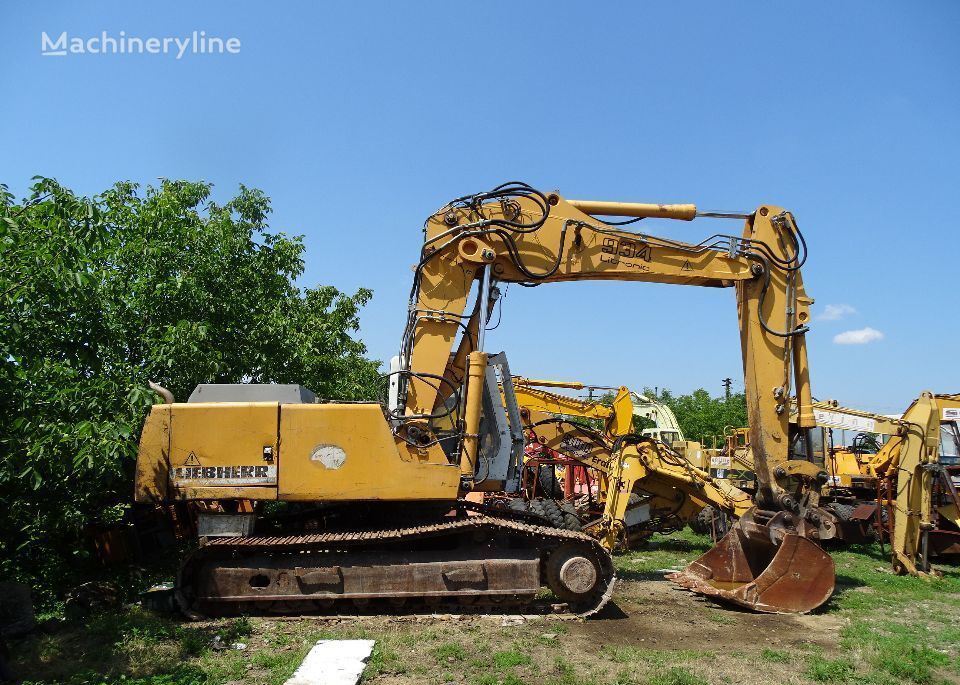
178, 513, 615, 619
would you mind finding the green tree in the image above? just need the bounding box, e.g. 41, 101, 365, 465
0, 177, 381, 602
644, 387, 747, 445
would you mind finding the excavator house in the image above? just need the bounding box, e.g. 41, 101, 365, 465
135, 182, 836, 616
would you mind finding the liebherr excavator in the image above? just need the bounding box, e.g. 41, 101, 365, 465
135, 182, 835, 615
508, 377, 751, 549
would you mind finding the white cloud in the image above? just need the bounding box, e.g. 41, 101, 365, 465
833, 327, 884, 345
818, 304, 857, 321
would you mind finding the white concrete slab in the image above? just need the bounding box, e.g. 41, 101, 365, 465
284, 639, 376, 685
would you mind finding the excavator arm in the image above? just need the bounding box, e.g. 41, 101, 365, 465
511, 378, 635, 439
390, 182, 833, 613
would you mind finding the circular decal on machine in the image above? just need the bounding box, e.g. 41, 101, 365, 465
310, 444, 347, 469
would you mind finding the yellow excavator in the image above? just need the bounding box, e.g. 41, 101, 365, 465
135, 182, 835, 615
856, 393, 960, 575
507, 377, 751, 550
707, 393, 960, 576
706, 400, 905, 539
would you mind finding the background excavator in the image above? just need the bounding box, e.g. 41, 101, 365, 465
858, 393, 960, 575
134, 181, 834, 615
509, 376, 691, 450
705, 393, 960, 576
506, 377, 751, 550
704, 400, 905, 540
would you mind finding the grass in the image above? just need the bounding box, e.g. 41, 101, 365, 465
613, 528, 713, 581
761, 648, 792, 663
647, 667, 706, 685
10, 529, 960, 685
433, 642, 467, 664
806, 655, 856, 683
825, 545, 960, 685
494, 649, 533, 668
601, 646, 713, 667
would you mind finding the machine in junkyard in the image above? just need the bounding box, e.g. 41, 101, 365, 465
135, 182, 835, 615
705, 393, 960, 576
505, 377, 751, 550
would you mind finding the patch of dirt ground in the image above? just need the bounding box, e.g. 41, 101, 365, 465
569, 574, 845, 652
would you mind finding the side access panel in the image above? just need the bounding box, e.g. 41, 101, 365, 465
168, 402, 280, 500
278, 403, 460, 500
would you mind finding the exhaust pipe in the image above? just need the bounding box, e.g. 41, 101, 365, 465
148, 381, 175, 404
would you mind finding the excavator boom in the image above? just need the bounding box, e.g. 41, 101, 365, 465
399, 183, 833, 612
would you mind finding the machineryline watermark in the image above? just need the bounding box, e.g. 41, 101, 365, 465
41, 31, 241, 59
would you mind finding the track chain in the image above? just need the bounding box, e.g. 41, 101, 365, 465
185, 513, 615, 618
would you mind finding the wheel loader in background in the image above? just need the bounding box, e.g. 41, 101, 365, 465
506, 377, 751, 550
135, 181, 836, 615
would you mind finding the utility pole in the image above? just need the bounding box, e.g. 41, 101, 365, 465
721, 377, 732, 400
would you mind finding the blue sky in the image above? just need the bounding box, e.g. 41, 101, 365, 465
2, 2, 958, 414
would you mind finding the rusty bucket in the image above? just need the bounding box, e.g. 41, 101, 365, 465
667, 513, 835, 614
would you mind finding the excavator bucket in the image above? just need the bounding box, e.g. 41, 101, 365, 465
667, 516, 835, 614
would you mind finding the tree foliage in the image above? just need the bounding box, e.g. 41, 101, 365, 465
644, 387, 748, 445
0, 178, 381, 599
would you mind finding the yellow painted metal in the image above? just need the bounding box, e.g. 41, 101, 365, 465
277, 404, 459, 500
733, 209, 813, 511
881, 392, 939, 575
134, 405, 170, 502
179, 486, 278, 501
793, 327, 816, 429
863, 393, 960, 575
134, 401, 460, 503
934, 395, 960, 532
598, 438, 754, 551
511, 379, 633, 438
720, 399, 905, 487
411, 194, 771, 421
940, 503, 960, 530
827, 449, 867, 488
137, 188, 814, 522
679, 441, 709, 470
514, 377, 589, 390
567, 199, 697, 220
411, 194, 812, 517
167, 402, 279, 500
724, 393, 960, 576
461, 351, 488, 478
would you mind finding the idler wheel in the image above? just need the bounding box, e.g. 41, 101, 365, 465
546, 545, 600, 602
